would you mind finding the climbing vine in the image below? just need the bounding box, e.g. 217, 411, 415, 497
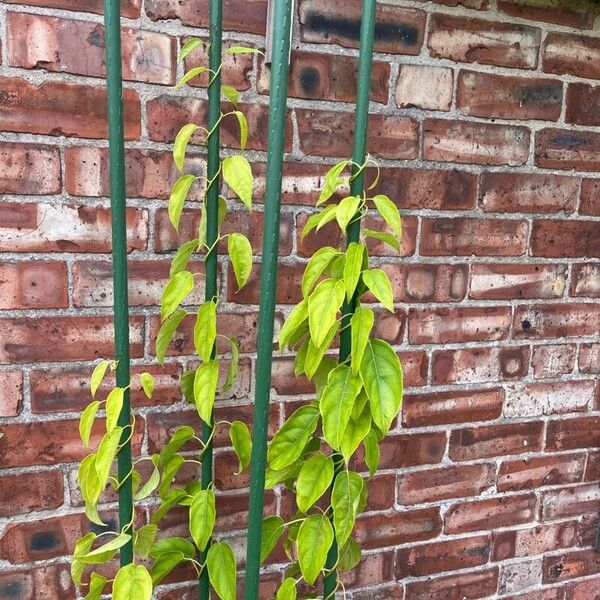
260, 161, 404, 599
71, 39, 259, 600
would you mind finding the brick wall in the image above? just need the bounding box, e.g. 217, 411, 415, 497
0, 0, 599, 597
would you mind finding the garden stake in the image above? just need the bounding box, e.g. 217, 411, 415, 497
244, 0, 294, 598
103, 0, 134, 567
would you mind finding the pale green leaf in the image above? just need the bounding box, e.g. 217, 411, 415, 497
81, 533, 131, 564
221, 84, 240, 105
169, 174, 196, 231
170, 239, 198, 277
150, 490, 187, 526
134, 458, 160, 501
94, 426, 123, 491
105, 387, 125, 433
222, 337, 240, 393
336, 195, 361, 232
190, 488, 216, 551
265, 461, 301, 489
340, 402, 371, 461
134, 524, 158, 560
71, 532, 96, 585
140, 373, 154, 400
338, 538, 361, 572
260, 515, 285, 564
207, 542, 237, 600
362, 268, 394, 312
296, 452, 334, 513
175, 66, 208, 90
173, 124, 200, 171
159, 426, 195, 468
297, 514, 334, 585
350, 306, 374, 375
78, 455, 103, 525
331, 471, 363, 546
156, 309, 187, 364
318, 161, 349, 205
228, 232, 252, 289
158, 453, 185, 498
276, 578, 297, 600
83, 572, 107, 600
194, 360, 219, 424
226, 45, 262, 55
150, 537, 196, 558
80, 400, 100, 447
316, 204, 338, 231
302, 247, 340, 297
304, 321, 339, 380
343, 242, 364, 301
230, 421, 252, 473
90, 359, 113, 398
150, 551, 185, 585
222, 155, 253, 209
308, 279, 345, 348
161, 271, 195, 320
113, 564, 152, 600
364, 430, 380, 477
232, 110, 248, 151
178, 38, 204, 63
363, 227, 400, 252
279, 299, 308, 351
194, 301, 217, 362
372, 194, 402, 238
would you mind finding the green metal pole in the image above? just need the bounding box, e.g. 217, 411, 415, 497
103, 0, 133, 566
199, 0, 223, 597
244, 1, 293, 598
323, 0, 377, 596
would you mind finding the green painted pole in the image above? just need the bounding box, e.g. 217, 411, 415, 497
323, 0, 377, 596
103, 0, 133, 566
199, 0, 223, 597
244, 1, 293, 598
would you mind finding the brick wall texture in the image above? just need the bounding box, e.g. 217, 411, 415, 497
0, 0, 599, 598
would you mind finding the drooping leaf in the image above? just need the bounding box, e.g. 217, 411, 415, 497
178, 37, 203, 62
170, 239, 198, 277
331, 471, 364, 546
222, 337, 240, 393
222, 155, 253, 209
363, 227, 400, 252
194, 301, 217, 362
362, 268, 394, 312
338, 538, 361, 572
297, 514, 334, 585
304, 321, 339, 380
363, 430, 380, 477
226, 45, 262, 55
161, 271, 195, 320
173, 124, 201, 171
90, 359, 113, 398
308, 279, 345, 348
207, 542, 237, 600
113, 564, 153, 600
83, 572, 107, 600
279, 299, 308, 351
296, 452, 334, 513
372, 194, 402, 238
105, 387, 125, 433
229, 421, 252, 473
72, 532, 96, 585
190, 488, 216, 551
169, 174, 197, 231
221, 84, 240, 105
150, 536, 196, 558
232, 110, 248, 150
350, 306, 374, 375
134, 524, 158, 560
276, 578, 297, 600
156, 309, 187, 364
265, 461, 301, 489
150, 489, 187, 526
94, 426, 123, 491
318, 161, 348, 205
159, 454, 185, 498
78, 455, 103, 525
175, 66, 209, 90
159, 426, 195, 469
343, 242, 364, 301
134, 457, 160, 500
80, 400, 100, 447
194, 360, 219, 424
228, 232, 253, 289
81, 533, 131, 564
316, 204, 338, 231
336, 195, 361, 232
150, 551, 186, 585
301, 247, 339, 297
199, 196, 228, 247
260, 515, 285, 563
339, 402, 371, 461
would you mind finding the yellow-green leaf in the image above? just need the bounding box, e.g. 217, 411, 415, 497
336, 195, 361, 232
362, 268, 394, 312
169, 174, 196, 231
80, 400, 100, 447
232, 110, 248, 150
260, 515, 285, 563
105, 387, 125, 433
222, 337, 240, 393
276, 578, 297, 600
133, 524, 158, 560
279, 299, 308, 351
194, 360, 219, 424
308, 279, 345, 348
178, 37, 204, 63
221, 84, 240, 105
156, 309, 187, 364
230, 420, 252, 473
363, 227, 400, 252
226, 45, 262, 55
301, 246, 339, 297
170, 239, 198, 277
364, 430, 380, 477
343, 242, 364, 301
173, 124, 201, 171
112, 564, 152, 600
190, 489, 216, 551
140, 372, 154, 399
207, 542, 236, 600
194, 301, 217, 362
94, 426, 123, 492
90, 359, 113, 398
227, 232, 252, 289
297, 514, 333, 585
350, 306, 374, 375
83, 572, 107, 600
175, 66, 208, 90
372, 194, 402, 238
222, 155, 253, 209
331, 471, 363, 546
161, 271, 195, 320
318, 161, 349, 205
296, 452, 334, 513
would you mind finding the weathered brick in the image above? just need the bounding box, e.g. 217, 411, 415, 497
433, 346, 530, 385
498, 0, 597, 28
498, 454, 586, 492
7, 13, 175, 84
396, 65, 453, 111
0, 77, 141, 139
299, 0, 426, 54
546, 416, 600, 452
0, 371, 22, 417
341, 550, 395, 590
571, 263, 600, 297
0, 202, 147, 253
405, 568, 498, 600
424, 119, 530, 166
470, 264, 566, 300
228, 263, 302, 305
514, 303, 600, 339
449, 422, 543, 461
532, 344, 576, 379
0, 261, 68, 309
543, 548, 600, 583
566, 578, 600, 600
530, 220, 600, 258
458, 70, 562, 121
408, 306, 511, 344
479, 172, 579, 214
0, 316, 144, 364
536, 128, 600, 171
0, 142, 61, 195
428, 14, 540, 69
580, 179, 600, 216
0, 471, 63, 517
499, 558, 542, 595
566, 83, 600, 126
544, 32, 600, 80
297, 109, 419, 159
0, 565, 76, 600
403, 388, 503, 428
3, 0, 140, 16
579, 343, 600, 374
375, 432, 447, 470
501, 589, 564, 600
399, 350, 429, 387
421, 217, 528, 256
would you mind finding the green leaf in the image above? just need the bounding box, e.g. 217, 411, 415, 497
81, 533, 131, 564
159, 426, 195, 468
72, 532, 96, 585
230, 421, 252, 473
232, 110, 249, 150
150, 551, 185, 585
90, 359, 113, 398
331, 471, 364, 546
279, 299, 308, 351
320, 365, 362, 451
207, 542, 237, 600
308, 279, 345, 348
360, 339, 403, 434
150, 536, 196, 558
316, 204, 338, 231
94, 426, 123, 491
175, 66, 208, 90
226, 45, 262, 55
83, 572, 107, 600
314, 357, 337, 395
343, 242, 364, 301
159, 453, 185, 498
221, 84, 240, 105
265, 461, 301, 489
364, 430, 380, 477
134, 457, 160, 500
222, 155, 253, 209
276, 578, 297, 600
113, 564, 152, 600
362, 268, 394, 312
199, 196, 228, 247
297, 514, 334, 585
105, 387, 125, 433
338, 538, 361, 572
372, 194, 402, 238
169, 174, 196, 231
156, 309, 187, 364
78, 455, 103, 525
222, 337, 240, 393
301, 212, 322, 239
150, 489, 187, 526
260, 515, 285, 563
173, 124, 201, 171
140, 373, 154, 400
268, 405, 320, 470
194, 360, 219, 424
178, 37, 203, 63
350, 306, 374, 375
170, 239, 198, 277
318, 161, 348, 205
161, 271, 195, 320
336, 195, 361, 232
134, 524, 158, 560
296, 452, 334, 513
302, 247, 339, 297
340, 402, 371, 461
363, 227, 400, 252
194, 301, 217, 362
304, 321, 339, 380
80, 400, 100, 448
228, 232, 253, 290
190, 488, 216, 551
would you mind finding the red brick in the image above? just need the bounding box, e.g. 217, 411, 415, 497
0, 316, 144, 364
450, 422, 543, 461
405, 568, 498, 600
259, 51, 389, 104
341, 550, 395, 590
499, 559, 542, 595
147, 96, 292, 152
543, 548, 600, 583
396, 535, 491, 578
479, 172, 579, 214
428, 14, 540, 69
458, 70, 562, 121
228, 262, 302, 305
470, 264, 566, 300
566, 82, 600, 126
0, 202, 147, 253
0, 471, 63, 518
0, 77, 140, 139
532, 344, 576, 379
566, 578, 600, 600
535, 128, 600, 171
399, 350, 429, 387
297, 109, 418, 159
580, 343, 600, 374
424, 0, 489, 7
351, 583, 403, 600
0, 261, 68, 309
0, 565, 75, 600
544, 32, 600, 80
65, 146, 205, 199
0, 142, 61, 195
498, 454, 586, 492
375, 433, 447, 469
531, 220, 599, 258
3, 0, 140, 17
299, 0, 425, 55
403, 388, 503, 428
365, 474, 396, 512
498, 0, 597, 28
424, 119, 530, 166
501, 589, 564, 600
421, 217, 528, 256
408, 306, 511, 344
7, 13, 175, 85
398, 463, 494, 505
546, 416, 600, 452
586, 452, 600, 481
571, 263, 600, 297
432, 346, 530, 385
0, 371, 22, 417
542, 483, 600, 520
396, 65, 453, 111
580, 178, 600, 216
514, 303, 600, 339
